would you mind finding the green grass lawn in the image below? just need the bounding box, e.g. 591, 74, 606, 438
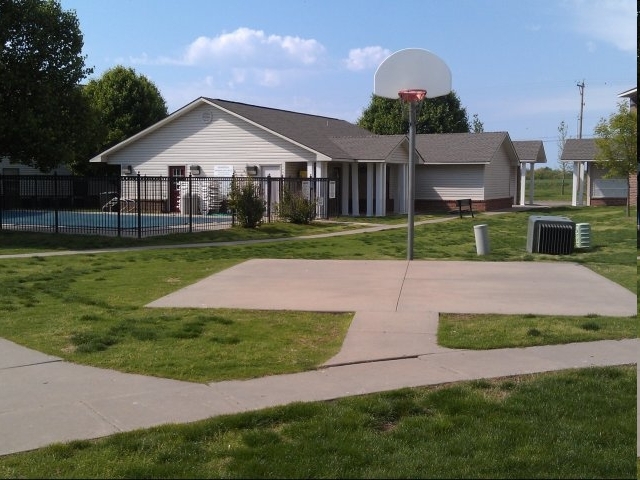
529, 177, 574, 202
0, 205, 636, 477
0, 366, 635, 479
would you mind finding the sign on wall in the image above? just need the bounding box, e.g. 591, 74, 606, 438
213, 165, 234, 177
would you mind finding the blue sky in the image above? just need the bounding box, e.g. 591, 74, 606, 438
60, 0, 636, 168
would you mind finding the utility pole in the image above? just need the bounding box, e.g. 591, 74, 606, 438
577, 80, 585, 138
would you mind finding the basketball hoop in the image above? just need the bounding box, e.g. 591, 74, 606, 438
398, 89, 427, 102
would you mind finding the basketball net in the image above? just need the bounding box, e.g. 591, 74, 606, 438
398, 89, 427, 102
398, 89, 427, 123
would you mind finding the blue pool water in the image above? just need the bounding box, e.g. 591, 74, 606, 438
1, 210, 230, 230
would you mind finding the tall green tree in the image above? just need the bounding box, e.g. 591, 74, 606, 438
357, 91, 471, 134
83, 66, 168, 154
593, 101, 637, 216
0, 0, 93, 171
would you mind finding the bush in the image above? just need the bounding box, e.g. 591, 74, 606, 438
278, 188, 316, 224
229, 179, 265, 228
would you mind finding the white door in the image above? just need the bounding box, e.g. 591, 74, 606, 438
261, 166, 281, 207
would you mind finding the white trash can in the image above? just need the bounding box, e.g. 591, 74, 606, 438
474, 224, 490, 255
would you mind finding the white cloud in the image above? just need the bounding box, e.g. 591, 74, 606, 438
181, 27, 326, 66
129, 28, 326, 68
344, 46, 391, 71
563, 0, 636, 53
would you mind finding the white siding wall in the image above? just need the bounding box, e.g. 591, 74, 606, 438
387, 144, 408, 163
415, 165, 484, 200
483, 145, 515, 199
593, 178, 628, 198
107, 104, 316, 176
589, 165, 627, 198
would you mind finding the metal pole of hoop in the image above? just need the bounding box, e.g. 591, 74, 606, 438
399, 89, 426, 261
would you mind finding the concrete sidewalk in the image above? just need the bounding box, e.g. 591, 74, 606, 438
0, 259, 637, 457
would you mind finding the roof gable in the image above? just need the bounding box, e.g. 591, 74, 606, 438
415, 132, 518, 165
513, 140, 547, 164
560, 138, 596, 162
204, 98, 373, 160
91, 97, 375, 163
329, 135, 409, 161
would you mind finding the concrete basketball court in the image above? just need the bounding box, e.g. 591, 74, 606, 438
147, 259, 636, 317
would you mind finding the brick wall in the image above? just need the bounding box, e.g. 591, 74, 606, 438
629, 172, 637, 206
590, 198, 627, 206
414, 197, 513, 213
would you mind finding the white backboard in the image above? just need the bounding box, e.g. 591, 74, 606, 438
374, 48, 452, 99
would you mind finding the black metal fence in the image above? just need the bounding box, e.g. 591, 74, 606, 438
0, 174, 339, 238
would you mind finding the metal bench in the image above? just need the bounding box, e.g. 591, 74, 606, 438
455, 199, 474, 218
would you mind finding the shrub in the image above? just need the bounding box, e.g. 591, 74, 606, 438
229, 178, 265, 228
277, 188, 317, 224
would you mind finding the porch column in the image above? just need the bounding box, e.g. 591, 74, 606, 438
351, 163, 359, 216
519, 164, 526, 205
307, 161, 327, 178
341, 163, 349, 216
572, 162, 580, 206
577, 161, 586, 206
375, 163, 386, 216
397, 164, 407, 213
366, 163, 374, 216
573, 161, 585, 206
528, 163, 535, 205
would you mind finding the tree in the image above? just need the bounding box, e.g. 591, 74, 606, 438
0, 0, 94, 171
557, 120, 572, 195
593, 101, 637, 216
83, 66, 168, 154
357, 91, 471, 134
471, 113, 484, 133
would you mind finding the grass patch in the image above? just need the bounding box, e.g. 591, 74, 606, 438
531, 177, 573, 202
0, 220, 363, 255
62, 309, 352, 382
0, 366, 634, 479
438, 313, 637, 349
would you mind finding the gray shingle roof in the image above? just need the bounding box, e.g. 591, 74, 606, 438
205, 98, 373, 160
329, 135, 407, 161
560, 138, 596, 162
92, 97, 521, 167
512, 140, 547, 164
414, 132, 515, 164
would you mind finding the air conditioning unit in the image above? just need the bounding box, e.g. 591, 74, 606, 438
180, 192, 202, 215
526, 216, 575, 255
575, 223, 591, 249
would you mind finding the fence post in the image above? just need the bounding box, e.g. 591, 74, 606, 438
266, 174, 271, 222
231, 173, 236, 227
116, 175, 122, 237
136, 173, 142, 239
188, 173, 193, 233
53, 172, 59, 233
0, 173, 3, 230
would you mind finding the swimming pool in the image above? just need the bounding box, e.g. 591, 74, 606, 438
1, 209, 234, 236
